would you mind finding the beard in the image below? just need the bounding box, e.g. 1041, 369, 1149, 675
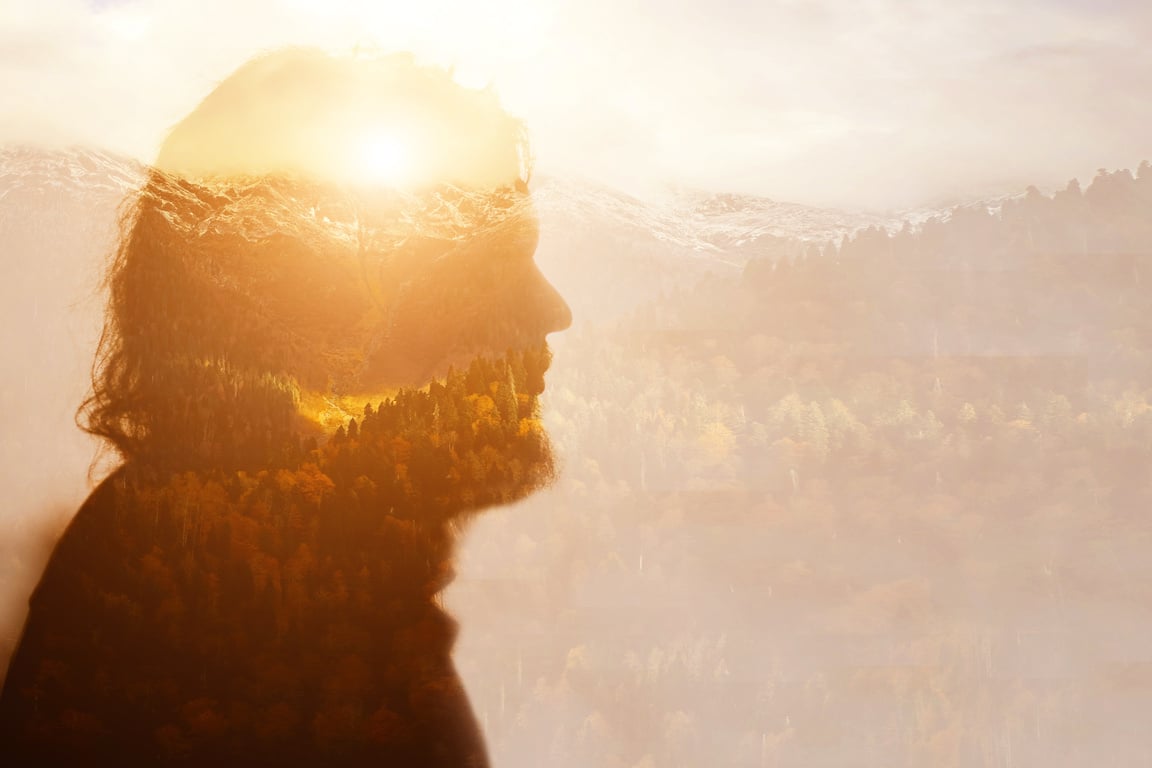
318, 343, 557, 526
117, 345, 555, 607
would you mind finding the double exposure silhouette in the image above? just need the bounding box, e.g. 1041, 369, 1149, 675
0, 49, 570, 765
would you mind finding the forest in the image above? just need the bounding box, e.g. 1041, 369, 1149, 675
4, 153, 1152, 766
454, 165, 1152, 768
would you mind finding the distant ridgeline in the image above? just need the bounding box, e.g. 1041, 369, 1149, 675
0, 348, 549, 763
736, 165, 1152, 363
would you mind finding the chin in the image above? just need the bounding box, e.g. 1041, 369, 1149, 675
295, 341, 556, 516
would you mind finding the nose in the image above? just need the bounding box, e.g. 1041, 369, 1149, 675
534, 267, 572, 334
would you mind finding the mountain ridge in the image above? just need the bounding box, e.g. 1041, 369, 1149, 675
0, 144, 996, 252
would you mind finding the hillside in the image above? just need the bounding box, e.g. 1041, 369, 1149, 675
456, 162, 1152, 767
3, 145, 1152, 766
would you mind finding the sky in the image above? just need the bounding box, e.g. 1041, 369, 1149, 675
3, 0, 1152, 208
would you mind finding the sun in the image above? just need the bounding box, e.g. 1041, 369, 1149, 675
360, 133, 412, 185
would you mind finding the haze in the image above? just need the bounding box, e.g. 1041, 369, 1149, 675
4, 3, 1152, 766
3, 0, 1152, 207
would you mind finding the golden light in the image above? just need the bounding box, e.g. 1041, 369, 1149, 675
360, 133, 412, 184
155, 50, 524, 191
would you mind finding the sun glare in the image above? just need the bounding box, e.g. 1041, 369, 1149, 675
361, 134, 411, 185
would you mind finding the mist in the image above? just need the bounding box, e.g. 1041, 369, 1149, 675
5, 3, 1152, 761
5, 145, 1152, 764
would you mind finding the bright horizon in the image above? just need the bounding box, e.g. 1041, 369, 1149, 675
3, 0, 1152, 208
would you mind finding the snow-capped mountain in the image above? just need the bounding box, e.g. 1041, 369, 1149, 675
530, 176, 927, 325
0, 145, 142, 206
664, 187, 892, 251
531, 175, 898, 259
0, 144, 957, 274
7, 144, 1019, 339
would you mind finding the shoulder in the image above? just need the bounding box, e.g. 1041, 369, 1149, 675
27, 467, 128, 607
63, 468, 125, 535
52, 468, 127, 554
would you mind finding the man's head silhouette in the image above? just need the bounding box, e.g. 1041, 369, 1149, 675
82, 48, 571, 475
1, 48, 569, 766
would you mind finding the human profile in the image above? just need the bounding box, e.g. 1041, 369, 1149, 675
0, 48, 570, 766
